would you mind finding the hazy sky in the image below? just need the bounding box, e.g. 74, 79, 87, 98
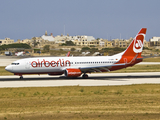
0, 0, 160, 41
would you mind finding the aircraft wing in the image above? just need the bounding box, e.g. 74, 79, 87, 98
79, 63, 126, 73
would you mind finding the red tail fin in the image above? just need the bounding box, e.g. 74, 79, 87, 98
122, 28, 147, 57
117, 28, 147, 65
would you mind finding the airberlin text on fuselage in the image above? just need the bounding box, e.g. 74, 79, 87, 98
31, 59, 71, 68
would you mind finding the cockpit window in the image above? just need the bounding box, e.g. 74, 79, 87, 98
11, 63, 19, 65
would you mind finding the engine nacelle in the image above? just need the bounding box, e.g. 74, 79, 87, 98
64, 68, 82, 77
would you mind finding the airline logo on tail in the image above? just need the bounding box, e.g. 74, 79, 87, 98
133, 33, 145, 53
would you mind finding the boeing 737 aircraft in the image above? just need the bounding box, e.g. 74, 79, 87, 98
5, 28, 147, 79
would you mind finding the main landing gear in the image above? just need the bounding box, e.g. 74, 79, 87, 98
20, 75, 23, 79
82, 73, 88, 79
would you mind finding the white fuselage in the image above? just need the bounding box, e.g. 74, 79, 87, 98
5, 55, 121, 74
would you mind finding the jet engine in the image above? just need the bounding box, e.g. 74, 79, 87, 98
64, 68, 82, 77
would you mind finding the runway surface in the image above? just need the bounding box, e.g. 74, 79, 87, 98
0, 72, 160, 88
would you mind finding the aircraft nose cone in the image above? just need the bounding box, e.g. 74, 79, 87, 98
5, 65, 12, 72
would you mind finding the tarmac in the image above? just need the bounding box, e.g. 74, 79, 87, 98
0, 72, 160, 88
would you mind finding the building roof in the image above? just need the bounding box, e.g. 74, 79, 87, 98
41, 35, 54, 41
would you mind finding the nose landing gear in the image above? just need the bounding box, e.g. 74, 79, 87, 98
14, 73, 23, 79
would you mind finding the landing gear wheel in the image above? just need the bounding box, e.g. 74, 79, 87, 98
82, 74, 88, 79
20, 76, 23, 79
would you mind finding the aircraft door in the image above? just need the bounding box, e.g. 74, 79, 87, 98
25, 61, 30, 69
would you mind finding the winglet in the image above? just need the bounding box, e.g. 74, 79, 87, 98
66, 51, 70, 57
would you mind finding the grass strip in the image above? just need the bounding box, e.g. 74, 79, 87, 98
110, 64, 160, 73
0, 67, 13, 76
0, 85, 160, 120
143, 57, 160, 62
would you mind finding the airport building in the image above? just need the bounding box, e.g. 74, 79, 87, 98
73, 36, 98, 46
149, 37, 160, 46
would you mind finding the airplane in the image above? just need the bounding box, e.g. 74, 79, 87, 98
5, 28, 147, 79
15, 51, 25, 56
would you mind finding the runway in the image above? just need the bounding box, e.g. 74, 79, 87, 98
0, 72, 160, 88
